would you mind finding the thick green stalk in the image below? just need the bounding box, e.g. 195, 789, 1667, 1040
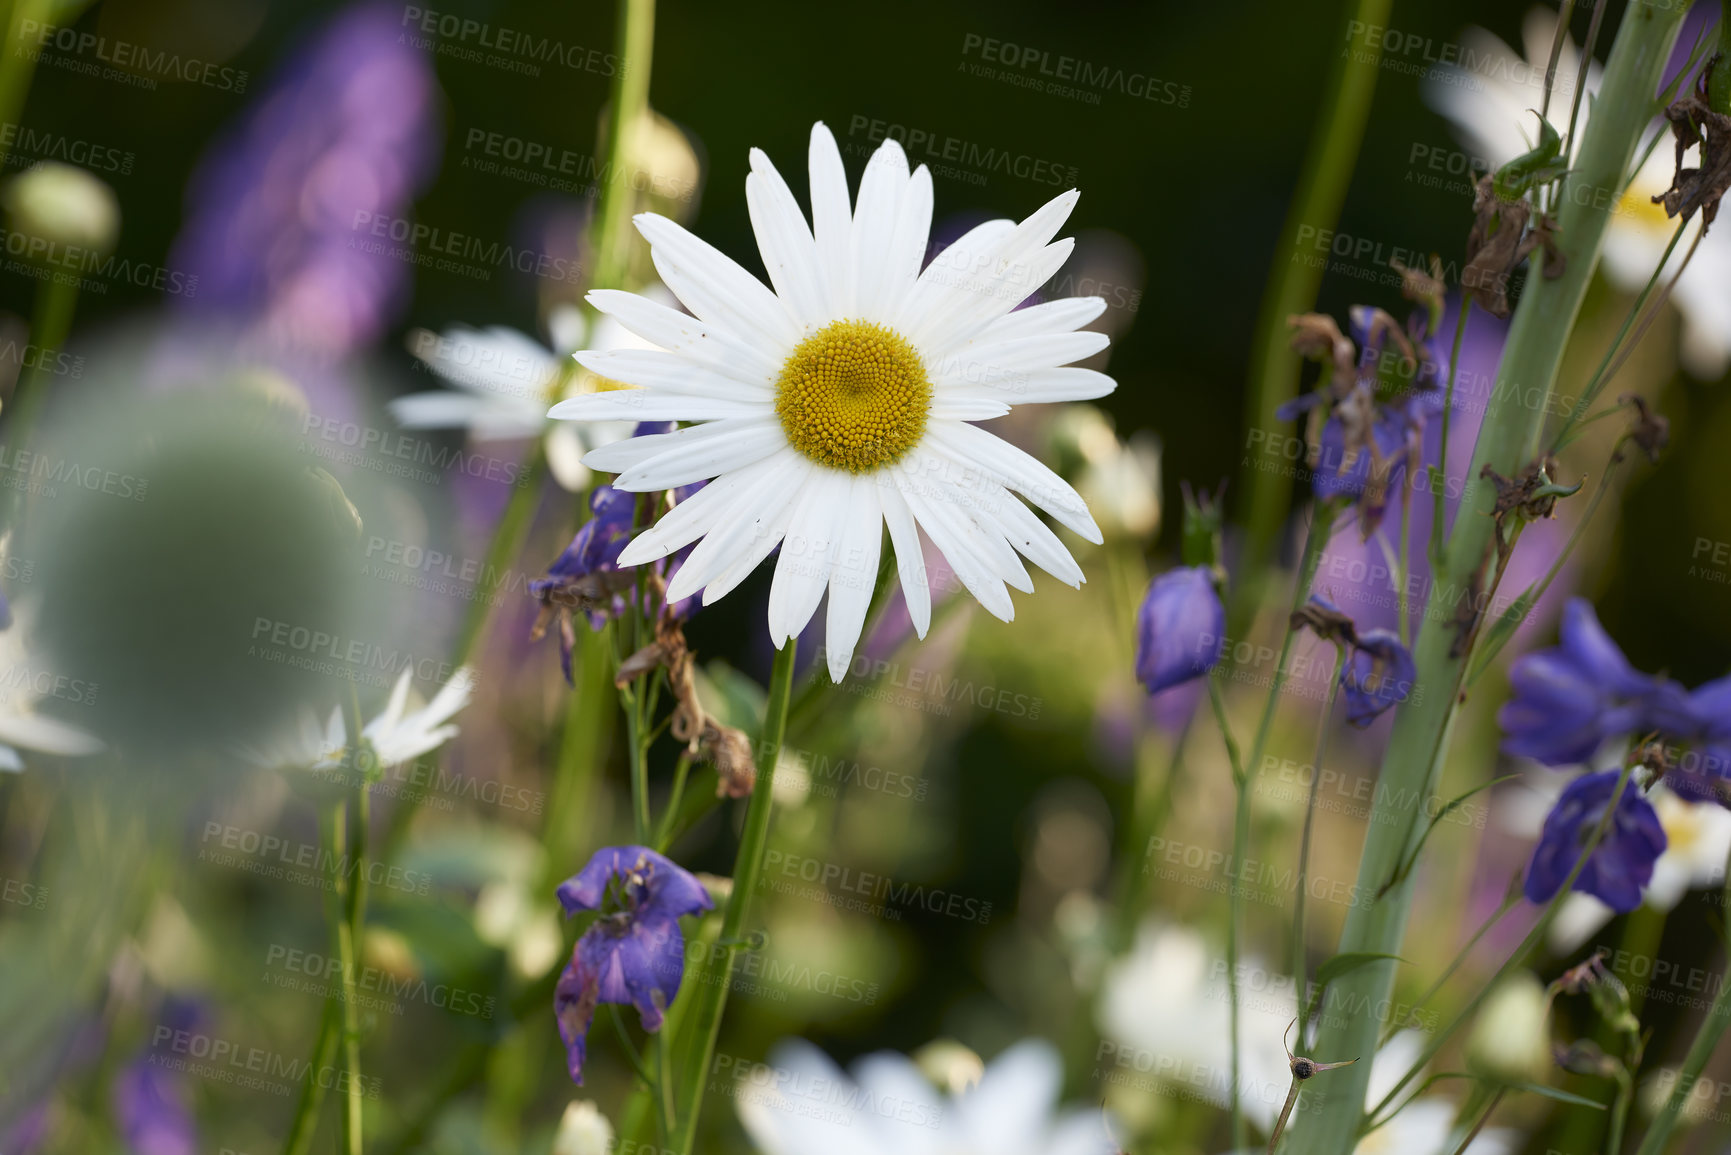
592, 0, 655, 294
1283, 6, 1688, 1152
1232, 0, 1390, 635
667, 642, 796, 1155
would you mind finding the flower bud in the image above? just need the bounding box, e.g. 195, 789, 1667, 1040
913, 1038, 984, 1096
1467, 971, 1550, 1083
1134, 566, 1224, 695
3, 162, 119, 255
551, 1100, 614, 1155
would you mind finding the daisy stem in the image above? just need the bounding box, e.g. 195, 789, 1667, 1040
1283, 7, 1688, 1150
1234, 0, 1391, 635
280, 997, 342, 1155
1631, 840, 1731, 1155
328, 796, 365, 1155
666, 640, 796, 1155
1293, 645, 1344, 1035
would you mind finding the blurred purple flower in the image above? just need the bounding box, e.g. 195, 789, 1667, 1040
1524, 769, 1666, 912
112, 1061, 196, 1155
530, 484, 637, 683
1279, 304, 1450, 535
1135, 566, 1224, 695
171, 2, 440, 362
1498, 599, 1669, 766
554, 845, 713, 1084
1340, 629, 1416, 727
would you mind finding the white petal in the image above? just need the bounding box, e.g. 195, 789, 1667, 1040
767, 470, 849, 646
884, 164, 933, 306
0, 713, 105, 757
897, 218, 1015, 331
573, 349, 772, 398
548, 390, 765, 423
924, 238, 1078, 354
612, 418, 787, 490
824, 477, 883, 682
703, 465, 805, 602
808, 122, 855, 316
617, 451, 798, 564
665, 461, 803, 603
918, 421, 1102, 542
894, 470, 1014, 621
931, 331, 1110, 385
849, 136, 911, 322
928, 395, 1012, 421
878, 479, 930, 638
407, 325, 559, 401
585, 289, 779, 382
902, 189, 1079, 349
975, 295, 1107, 342
939, 367, 1117, 405
635, 212, 802, 351
389, 392, 540, 437
544, 424, 592, 491
747, 150, 830, 329
973, 478, 1085, 586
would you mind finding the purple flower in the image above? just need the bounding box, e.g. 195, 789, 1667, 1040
1524, 770, 1666, 912
530, 485, 639, 683
112, 1061, 196, 1155
1340, 629, 1416, 727
1135, 566, 1225, 694
1497, 599, 1664, 766
553, 845, 713, 1084
170, 2, 439, 361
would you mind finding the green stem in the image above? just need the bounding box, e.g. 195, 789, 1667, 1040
1378, 888, 1520, 1047
1294, 645, 1343, 1033
281, 997, 342, 1155
1283, 8, 1689, 1150
666, 641, 796, 1155
0, 0, 50, 175
1232, 0, 1390, 635
592, 0, 656, 294
326, 798, 364, 1155
1431, 302, 1471, 565
1, 272, 77, 534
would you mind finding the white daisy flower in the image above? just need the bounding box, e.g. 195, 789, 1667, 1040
1424, 8, 1731, 378
393, 302, 653, 490
241, 666, 474, 774
362, 665, 475, 767
0, 605, 105, 772
550, 121, 1114, 682
736, 1036, 1116, 1155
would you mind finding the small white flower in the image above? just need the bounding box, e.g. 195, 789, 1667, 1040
362, 666, 475, 767
0, 605, 104, 772
551, 1100, 615, 1155
737, 1037, 1115, 1155
393, 302, 656, 489
1425, 8, 1731, 377
1101, 923, 1515, 1153
551, 121, 1115, 681
236, 705, 345, 773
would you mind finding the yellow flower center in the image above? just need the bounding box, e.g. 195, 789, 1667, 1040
774, 320, 931, 472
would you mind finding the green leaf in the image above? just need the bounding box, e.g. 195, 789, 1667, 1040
1505, 1080, 1608, 1110
1303, 953, 1406, 1034
1467, 583, 1539, 685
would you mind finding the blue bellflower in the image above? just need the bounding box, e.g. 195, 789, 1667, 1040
1340, 629, 1417, 727
1135, 566, 1225, 694
1498, 599, 1671, 767
1524, 770, 1667, 912
554, 845, 713, 1084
